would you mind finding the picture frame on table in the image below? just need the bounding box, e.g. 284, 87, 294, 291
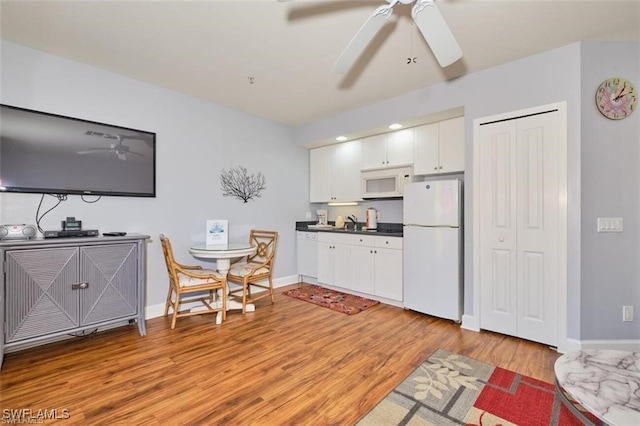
206, 219, 228, 245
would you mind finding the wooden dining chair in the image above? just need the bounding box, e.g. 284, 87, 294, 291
160, 234, 227, 329
227, 229, 279, 313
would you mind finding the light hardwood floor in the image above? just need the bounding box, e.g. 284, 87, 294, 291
0, 283, 560, 425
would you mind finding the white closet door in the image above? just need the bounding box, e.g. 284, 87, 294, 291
479, 121, 518, 336
479, 110, 559, 346
515, 113, 559, 346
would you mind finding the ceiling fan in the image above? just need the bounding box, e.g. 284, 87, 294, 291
77, 131, 144, 161
280, 0, 462, 73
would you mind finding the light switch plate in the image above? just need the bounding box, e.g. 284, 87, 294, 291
623, 305, 634, 322
597, 217, 623, 232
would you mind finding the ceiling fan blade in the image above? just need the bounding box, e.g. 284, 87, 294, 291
77, 148, 110, 154
85, 130, 117, 139
412, 0, 462, 68
119, 135, 148, 142
332, 4, 393, 74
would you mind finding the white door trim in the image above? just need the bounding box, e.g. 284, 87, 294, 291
471, 101, 568, 351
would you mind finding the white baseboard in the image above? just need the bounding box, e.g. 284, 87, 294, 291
575, 339, 640, 352
298, 275, 318, 285
145, 274, 301, 320
461, 314, 480, 331
559, 338, 582, 353
456, 319, 640, 354
145, 303, 167, 320
273, 274, 300, 287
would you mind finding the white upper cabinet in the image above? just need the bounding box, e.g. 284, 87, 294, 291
309, 145, 334, 203
362, 134, 387, 169
309, 139, 362, 203
387, 129, 415, 166
439, 117, 465, 173
362, 129, 414, 170
334, 141, 362, 201
414, 117, 465, 175
413, 123, 439, 175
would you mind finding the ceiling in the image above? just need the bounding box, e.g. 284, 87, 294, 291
1, 0, 639, 127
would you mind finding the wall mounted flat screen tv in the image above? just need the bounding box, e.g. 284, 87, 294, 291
0, 104, 156, 197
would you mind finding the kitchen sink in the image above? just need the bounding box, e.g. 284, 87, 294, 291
297, 223, 402, 237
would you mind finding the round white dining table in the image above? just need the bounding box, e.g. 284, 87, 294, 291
189, 242, 257, 324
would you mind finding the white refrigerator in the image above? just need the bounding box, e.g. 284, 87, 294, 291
403, 179, 462, 321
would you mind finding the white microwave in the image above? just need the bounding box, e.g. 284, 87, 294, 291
361, 166, 413, 199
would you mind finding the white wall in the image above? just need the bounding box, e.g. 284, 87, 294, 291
295, 41, 640, 343
0, 40, 310, 309
580, 42, 640, 340
294, 42, 584, 339
3, 38, 638, 343
294, 43, 640, 339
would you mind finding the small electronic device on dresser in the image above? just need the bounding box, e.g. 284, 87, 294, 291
62, 216, 82, 231
0, 224, 37, 240
44, 216, 99, 239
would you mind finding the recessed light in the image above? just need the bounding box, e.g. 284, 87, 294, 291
336, 136, 348, 142
388, 123, 403, 130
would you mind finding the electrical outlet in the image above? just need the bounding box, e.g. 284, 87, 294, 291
305, 211, 312, 219
623, 305, 634, 322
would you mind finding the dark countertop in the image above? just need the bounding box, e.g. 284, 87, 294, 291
295, 221, 403, 237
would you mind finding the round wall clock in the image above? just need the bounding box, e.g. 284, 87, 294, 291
595, 77, 637, 120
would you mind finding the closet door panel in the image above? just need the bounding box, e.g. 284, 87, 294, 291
479, 122, 517, 336
516, 114, 559, 346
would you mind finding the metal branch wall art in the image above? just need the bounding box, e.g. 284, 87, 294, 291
220, 166, 266, 203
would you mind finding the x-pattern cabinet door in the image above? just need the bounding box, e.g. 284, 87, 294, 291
5, 247, 80, 343
4, 243, 138, 343
80, 244, 138, 325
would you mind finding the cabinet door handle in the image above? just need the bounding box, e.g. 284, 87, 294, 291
72, 282, 89, 290
434, 166, 438, 170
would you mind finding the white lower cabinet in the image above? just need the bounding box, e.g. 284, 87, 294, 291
373, 238, 403, 301
350, 245, 375, 294
296, 231, 318, 278
317, 232, 402, 303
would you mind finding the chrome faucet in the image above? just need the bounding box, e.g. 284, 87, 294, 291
347, 215, 358, 230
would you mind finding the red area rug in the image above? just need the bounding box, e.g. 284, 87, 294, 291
283, 284, 379, 315
358, 349, 603, 426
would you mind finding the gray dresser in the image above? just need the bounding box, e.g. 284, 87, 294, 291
0, 234, 149, 368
